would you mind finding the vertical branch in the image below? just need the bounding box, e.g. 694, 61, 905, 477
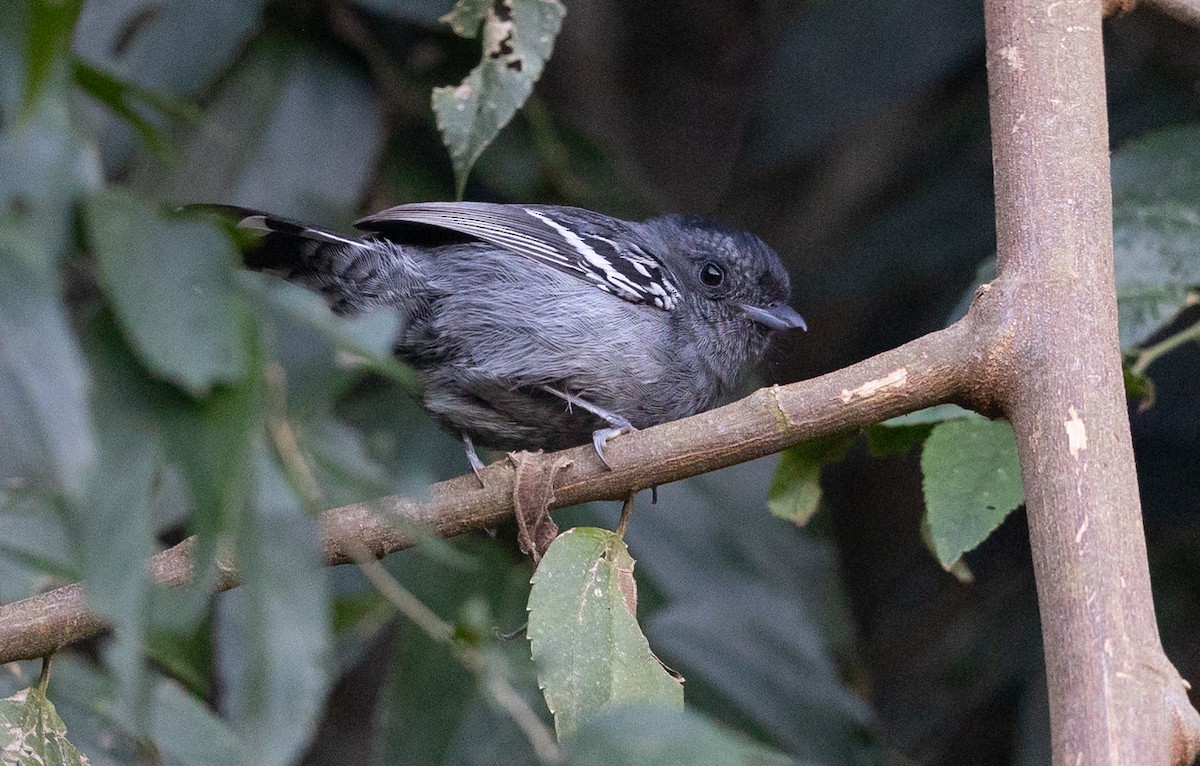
983, 1, 1200, 764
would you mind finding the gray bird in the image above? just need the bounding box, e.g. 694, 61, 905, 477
198, 202, 806, 475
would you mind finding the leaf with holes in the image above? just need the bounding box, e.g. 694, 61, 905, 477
432, 0, 565, 196
921, 416, 1024, 569
528, 527, 682, 740
0, 683, 91, 766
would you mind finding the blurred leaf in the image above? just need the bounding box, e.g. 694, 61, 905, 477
72, 60, 195, 157
0, 489, 77, 601
77, 315, 173, 732
87, 187, 249, 394
767, 435, 854, 524
1112, 199, 1200, 349
0, 8, 101, 256
72, 0, 266, 96
156, 319, 262, 612
0, 677, 91, 766
41, 656, 235, 766
136, 36, 384, 220
624, 461, 883, 764
528, 527, 682, 740
374, 538, 537, 766
920, 416, 1023, 569
216, 448, 331, 766
22, 0, 83, 118
1122, 357, 1156, 406
0, 227, 95, 498
564, 704, 798, 766
432, 0, 565, 197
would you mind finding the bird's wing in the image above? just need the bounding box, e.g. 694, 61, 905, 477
184, 204, 380, 251
355, 202, 681, 310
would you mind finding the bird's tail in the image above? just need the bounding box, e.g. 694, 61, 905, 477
187, 204, 421, 316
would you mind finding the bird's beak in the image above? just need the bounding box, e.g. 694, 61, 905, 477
740, 302, 808, 332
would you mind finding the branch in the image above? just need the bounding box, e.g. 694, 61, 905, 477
984, 0, 1200, 763
0, 319, 981, 664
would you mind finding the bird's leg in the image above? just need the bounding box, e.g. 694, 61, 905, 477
541, 386, 635, 468
463, 432, 486, 486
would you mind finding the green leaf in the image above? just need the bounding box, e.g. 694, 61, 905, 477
373, 538, 536, 766
0, 226, 95, 498
133, 36, 384, 218
0, 490, 77, 602
630, 461, 880, 764
78, 315, 167, 732
73, 0, 266, 97
0, 681, 91, 766
86, 187, 250, 395
868, 403, 977, 457
564, 704, 795, 766
528, 527, 683, 740
1110, 125, 1200, 347
921, 416, 1024, 569
72, 60, 196, 157
432, 0, 566, 197
30, 656, 236, 766
22, 0, 83, 118
767, 435, 854, 524
216, 448, 331, 766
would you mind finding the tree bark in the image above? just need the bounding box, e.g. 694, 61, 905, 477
984, 0, 1199, 763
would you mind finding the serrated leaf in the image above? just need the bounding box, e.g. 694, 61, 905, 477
528, 527, 682, 740
921, 417, 1024, 569
433, 0, 565, 196
0, 684, 91, 766
86, 187, 249, 395
564, 704, 795, 766
767, 435, 854, 524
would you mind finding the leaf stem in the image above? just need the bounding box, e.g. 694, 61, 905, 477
37, 654, 52, 695
614, 491, 636, 541
1131, 320, 1200, 376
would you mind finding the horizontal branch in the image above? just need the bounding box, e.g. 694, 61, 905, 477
0, 317, 985, 664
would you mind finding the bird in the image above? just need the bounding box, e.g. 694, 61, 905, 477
195, 201, 806, 477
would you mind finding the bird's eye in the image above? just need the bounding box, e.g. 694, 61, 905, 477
700, 262, 724, 287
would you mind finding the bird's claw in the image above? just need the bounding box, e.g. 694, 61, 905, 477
592, 424, 636, 468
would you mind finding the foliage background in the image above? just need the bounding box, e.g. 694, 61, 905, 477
1, 1, 1199, 765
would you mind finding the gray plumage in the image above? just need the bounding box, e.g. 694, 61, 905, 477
197, 202, 805, 463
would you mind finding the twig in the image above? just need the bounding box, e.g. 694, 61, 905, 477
1131, 320, 1200, 376
349, 544, 561, 762
0, 319, 978, 664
